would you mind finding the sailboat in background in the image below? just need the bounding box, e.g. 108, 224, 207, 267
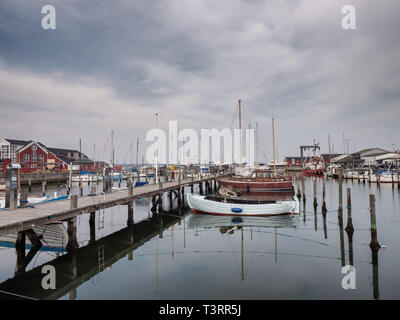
217, 101, 293, 193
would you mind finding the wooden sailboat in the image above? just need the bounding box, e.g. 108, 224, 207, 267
217, 101, 293, 193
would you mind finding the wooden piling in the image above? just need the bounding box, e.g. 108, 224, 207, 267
67, 195, 79, 251
296, 180, 301, 199
301, 175, 306, 201
322, 179, 327, 213
313, 178, 317, 209
369, 194, 380, 250
15, 231, 26, 274
28, 178, 32, 192
338, 168, 343, 218
42, 180, 46, 197
345, 188, 354, 233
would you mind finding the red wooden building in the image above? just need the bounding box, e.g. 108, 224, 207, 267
17, 142, 69, 173
0, 158, 12, 175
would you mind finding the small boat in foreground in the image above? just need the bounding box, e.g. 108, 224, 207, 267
187, 194, 299, 216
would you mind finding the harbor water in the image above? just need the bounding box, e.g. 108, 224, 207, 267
0, 176, 399, 300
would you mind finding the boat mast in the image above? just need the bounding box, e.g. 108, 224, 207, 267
272, 115, 276, 176
155, 113, 159, 184
136, 137, 139, 167
238, 99, 242, 175
111, 130, 114, 167
130, 141, 133, 167
256, 121, 259, 164
328, 134, 331, 156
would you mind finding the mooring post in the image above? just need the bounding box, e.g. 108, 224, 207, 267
338, 168, 343, 218
67, 195, 79, 251
301, 175, 306, 202
42, 180, 46, 197
89, 211, 96, 244
313, 177, 317, 209
190, 184, 194, 193
79, 178, 83, 196
28, 178, 32, 192
296, 180, 301, 199
377, 170, 380, 186
322, 179, 327, 213
369, 194, 380, 250
345, 188, 354, 232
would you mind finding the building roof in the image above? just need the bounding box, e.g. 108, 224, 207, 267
4, 139, 32, 146
375, 153, 400, 161
352, 148, 389, 157
48, 147, 80, 155
330, 154, 352, 163
16, 141, 49, 154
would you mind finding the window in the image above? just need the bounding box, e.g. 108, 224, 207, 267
31, 164, 36, 168
38, 154, 44, 162
23, 154, 30, 163
32, 154, 37, 162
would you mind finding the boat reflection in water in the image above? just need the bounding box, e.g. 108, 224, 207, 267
188, 211, 298, 280
187, 213, 298, 230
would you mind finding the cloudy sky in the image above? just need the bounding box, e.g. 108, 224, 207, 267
0, 0, 399, 163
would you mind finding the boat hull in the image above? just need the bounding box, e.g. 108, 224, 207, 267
187, 194, 299, 216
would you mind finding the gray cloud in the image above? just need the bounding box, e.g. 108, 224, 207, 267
0, 0, 399, 162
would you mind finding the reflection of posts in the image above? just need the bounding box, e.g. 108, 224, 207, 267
371, 246, 380, 300
369, 194, 380, 300
338, 168, 343, 218
89, 212, 96, 244
15, 229, 42, 275
345, 189, 354, 266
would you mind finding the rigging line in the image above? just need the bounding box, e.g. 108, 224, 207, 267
229, 102, 239, 130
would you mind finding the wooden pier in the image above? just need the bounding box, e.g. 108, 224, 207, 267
0, 175, 218, 237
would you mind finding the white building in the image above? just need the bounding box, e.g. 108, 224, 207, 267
0, 139, 31, 163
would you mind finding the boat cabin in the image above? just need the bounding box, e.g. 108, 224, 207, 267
249, 170, 290, 181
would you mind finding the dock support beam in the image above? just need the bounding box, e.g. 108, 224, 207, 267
66, 195, 79, 251
338, 168, 343, 218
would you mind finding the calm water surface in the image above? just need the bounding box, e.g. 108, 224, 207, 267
0, 177, 399, 300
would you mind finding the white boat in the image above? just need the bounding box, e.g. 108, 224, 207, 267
368, 171, 399, 183
186, 194, 299, 216
0, 223, 68, 252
